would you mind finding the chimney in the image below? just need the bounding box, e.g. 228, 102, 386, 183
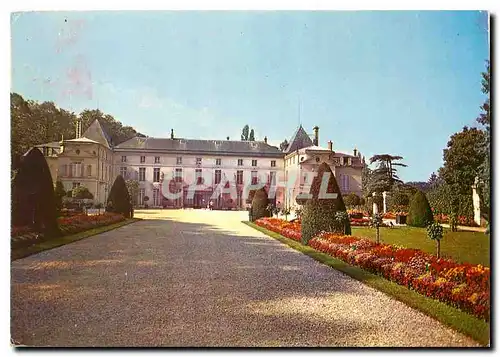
75, 119, 82, 139
353, 147, 358, 157
170, 129, 174, 139
328, 140, 333, 151
227, 136, 230, 140
312, 126, 319, 146
264, 136, 267, 144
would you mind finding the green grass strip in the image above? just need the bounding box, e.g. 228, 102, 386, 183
12, 218, 141, 261
243, 221, 490, 346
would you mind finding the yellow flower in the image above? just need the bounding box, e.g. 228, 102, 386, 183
468, 293, 479, 304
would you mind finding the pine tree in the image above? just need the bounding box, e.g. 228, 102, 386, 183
106, 175, 132, 218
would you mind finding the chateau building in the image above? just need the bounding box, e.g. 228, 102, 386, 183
35, 119, 363, 210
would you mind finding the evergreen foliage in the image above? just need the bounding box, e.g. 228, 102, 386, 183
251, 187, 269, 221
300, 163, 351, 245
11, 148, 60, 236
106, 175, 132, 218
407, 190, 434, 228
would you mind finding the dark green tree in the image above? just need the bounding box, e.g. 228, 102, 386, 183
106, 175, 132, 218
54, 180, 67, 215
476, 60, 490, 223
241, 125, 250, 141
279, 139, 289, 151
72, 186, 94, 199
11, 148, 60, 236
300, 162, 351, 245
367, 154, 407, 194
343, 192, 361, 207
249, 129, 255, 141
251, 187, 269, 221
407, 190, 433, 228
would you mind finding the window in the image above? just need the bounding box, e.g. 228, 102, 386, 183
175, 168, 183, 183
153, 168, 160, 182
72, 182, 80, 189
87, 165, 92, 177
214, 169, 222, 184
340, 174, 350, 191
252, 159, 257, 167
71, 162, 82, 177
340, 156, 345, 166
139, 167, 146, 181
347, 157, 352, 166
236, 170, 243, 185
195, 169, 203, 184
271, 160, 276, 167
153, 188, 160, 206
155, 156, 160, 164
140, 156, 145, 163
121, 156, 127, 162
176, 157, 182, 165
120, 167, 127, 179
61, 164, 68, 177
139, 188, 145, 205
251, 171, 258, 185
196, 157, 202, 166
215, 158, 222, 166
238, 159, 243, 166
269, 171, 276, 184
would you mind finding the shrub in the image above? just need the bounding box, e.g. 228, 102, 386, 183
407, 190, 434, 227
11, 148, 60, 237
343, 193, 361, 207
251, 187, 269, 221
72, 185, 94, 199
427, 221, 444, 258
106, 175, 132, 218
54, 180, 66, 215
301, 162, 351, 245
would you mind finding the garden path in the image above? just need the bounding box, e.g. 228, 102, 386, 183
11, 209, 479, 347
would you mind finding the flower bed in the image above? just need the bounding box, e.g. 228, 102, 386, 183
254, 217, 490, 321
58, 213, 126, 235
434, 213, 478, 227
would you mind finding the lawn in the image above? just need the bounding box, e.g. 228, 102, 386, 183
352, 226, 490, 267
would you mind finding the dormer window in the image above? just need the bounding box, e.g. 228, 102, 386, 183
340, 156, 344, 165
347, 157, 352, 166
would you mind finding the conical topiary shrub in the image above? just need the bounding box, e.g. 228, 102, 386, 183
300, 163, 351, 245
11, 148, 60, 237
251, 187, 269, 222
106, 175, 132, 218
407, 190, 433, 227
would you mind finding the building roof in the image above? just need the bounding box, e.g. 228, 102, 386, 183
82, 119, 113, 148
66, 137, 100, 144
284, 125, 313, 153
114, 137, 285, 157
35, 141, 60, 149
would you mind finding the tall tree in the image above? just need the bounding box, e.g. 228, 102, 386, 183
249, 129, 255, 141
440, 126, 485, 195
476, 60, 491, 222
241, 125, 249, 141
279, 139, 289, 152
367, 154, 407, 194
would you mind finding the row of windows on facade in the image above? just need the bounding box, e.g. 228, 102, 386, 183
135, 188, 245, 206
60, 163, 110, 180
120, 156, 276, 167
286, 155, 353, 166
119, 166, 276, 185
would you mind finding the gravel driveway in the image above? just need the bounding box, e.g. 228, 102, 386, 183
11, 209, 480, 347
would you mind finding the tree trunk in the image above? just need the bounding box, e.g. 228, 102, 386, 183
436, 239, 441, 259
376, 226, 380, 244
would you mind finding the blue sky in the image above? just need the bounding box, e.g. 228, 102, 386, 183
11, 11, 489, 181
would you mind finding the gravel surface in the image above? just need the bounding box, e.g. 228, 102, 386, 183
11, 209, 480, 347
